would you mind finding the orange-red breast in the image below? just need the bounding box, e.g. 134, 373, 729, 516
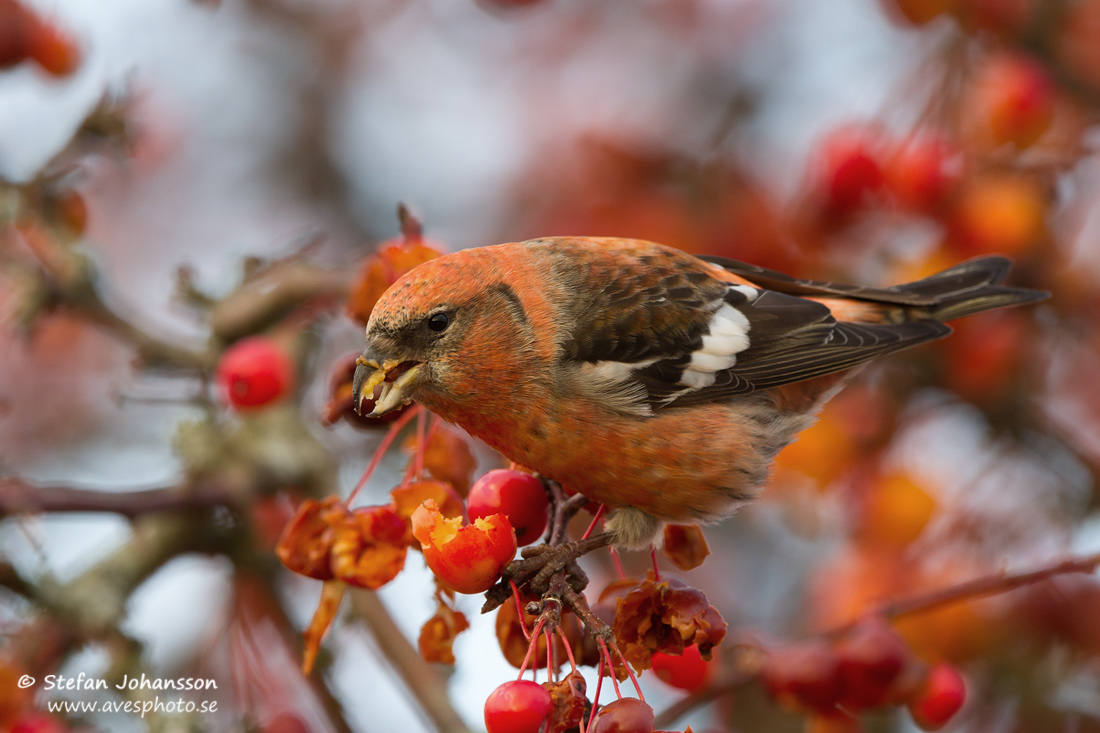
351, 237, 1046, 547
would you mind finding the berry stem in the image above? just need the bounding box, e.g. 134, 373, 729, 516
517, 617, 547, 679
587, 652, 606, 733
510, 579, 533, 642
610, 547, 627, 580
345, 404, 423, 507
581, 504, 606, 540
598, 639, 623, 699
614, 642, 645, 702
556, 626, 579, 674
544, 626, 555, 680
414, 408, 428, 477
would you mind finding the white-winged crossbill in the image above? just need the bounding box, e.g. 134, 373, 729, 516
351, 237, 1046, 548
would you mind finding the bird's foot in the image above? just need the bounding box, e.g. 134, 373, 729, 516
482, 532, 613, 613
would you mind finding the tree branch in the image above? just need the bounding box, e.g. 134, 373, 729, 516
209, 262, 355, 343
348, 589, 471, 733
0, 477, 241, 518
868, 549, 1100, 625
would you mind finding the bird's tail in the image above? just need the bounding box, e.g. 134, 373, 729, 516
898, 255, 1049, 322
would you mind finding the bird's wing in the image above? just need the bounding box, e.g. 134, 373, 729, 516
552, 239, 949, 412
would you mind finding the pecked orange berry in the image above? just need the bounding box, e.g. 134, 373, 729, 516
276, 497, 348, 580
330, 504, 409, 590
412, 500, 517, 594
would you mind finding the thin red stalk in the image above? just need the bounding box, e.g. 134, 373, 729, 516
510, 579, 533, 642
610, 547, 627, 579
587, 653, 606, 732
517, 617, 547, 679
414, 409, 428, 476
598, 639, 622, 699
398, 459, 418, 489
544, 627, 555, 681
582, 505, 607, 540
401, 412, 440, 489
650, 546, 661, 582
614, 644, 645, 702
422, 416, 440, 465
556, 626, 578, 674
345, 405, 422, 506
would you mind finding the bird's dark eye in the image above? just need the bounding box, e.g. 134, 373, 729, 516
427, 312, 450, 332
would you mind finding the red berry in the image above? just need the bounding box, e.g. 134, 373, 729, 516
835, 617, 909, 708
216, 337, 296, 409
908, 663, 966, 731
761, 642, 842, 712
0, 0, 35, 69
412, 500, 517, 594
650, 644, 712, 692
969, 52, 1055, 149
10, 714, 68, 733
880, 0, 953, 26
28, 19, 80, 77
468, 469, 549, 547
261, 712, 310, 733
590, 697, 655, 733
812, 125, 886, 220
484, 679, 553, 733
885, 135, 960, 214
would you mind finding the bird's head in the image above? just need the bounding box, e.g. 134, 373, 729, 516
351, 248, 532, 418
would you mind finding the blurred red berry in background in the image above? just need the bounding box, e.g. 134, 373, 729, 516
217, 337, 296, 410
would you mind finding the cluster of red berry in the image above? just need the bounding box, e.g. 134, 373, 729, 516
276, 396, 560, 672
762, 617, 966, 731
485, 679, 674, 733
806, 49, 1053, 260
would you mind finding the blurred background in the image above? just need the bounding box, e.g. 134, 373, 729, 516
1, 0, 1099, 731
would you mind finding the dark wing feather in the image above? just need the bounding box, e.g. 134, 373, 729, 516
544, 238, 980, 412
651, 291, 951, 408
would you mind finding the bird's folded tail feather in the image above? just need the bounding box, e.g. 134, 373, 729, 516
896, 255, 1049, 322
